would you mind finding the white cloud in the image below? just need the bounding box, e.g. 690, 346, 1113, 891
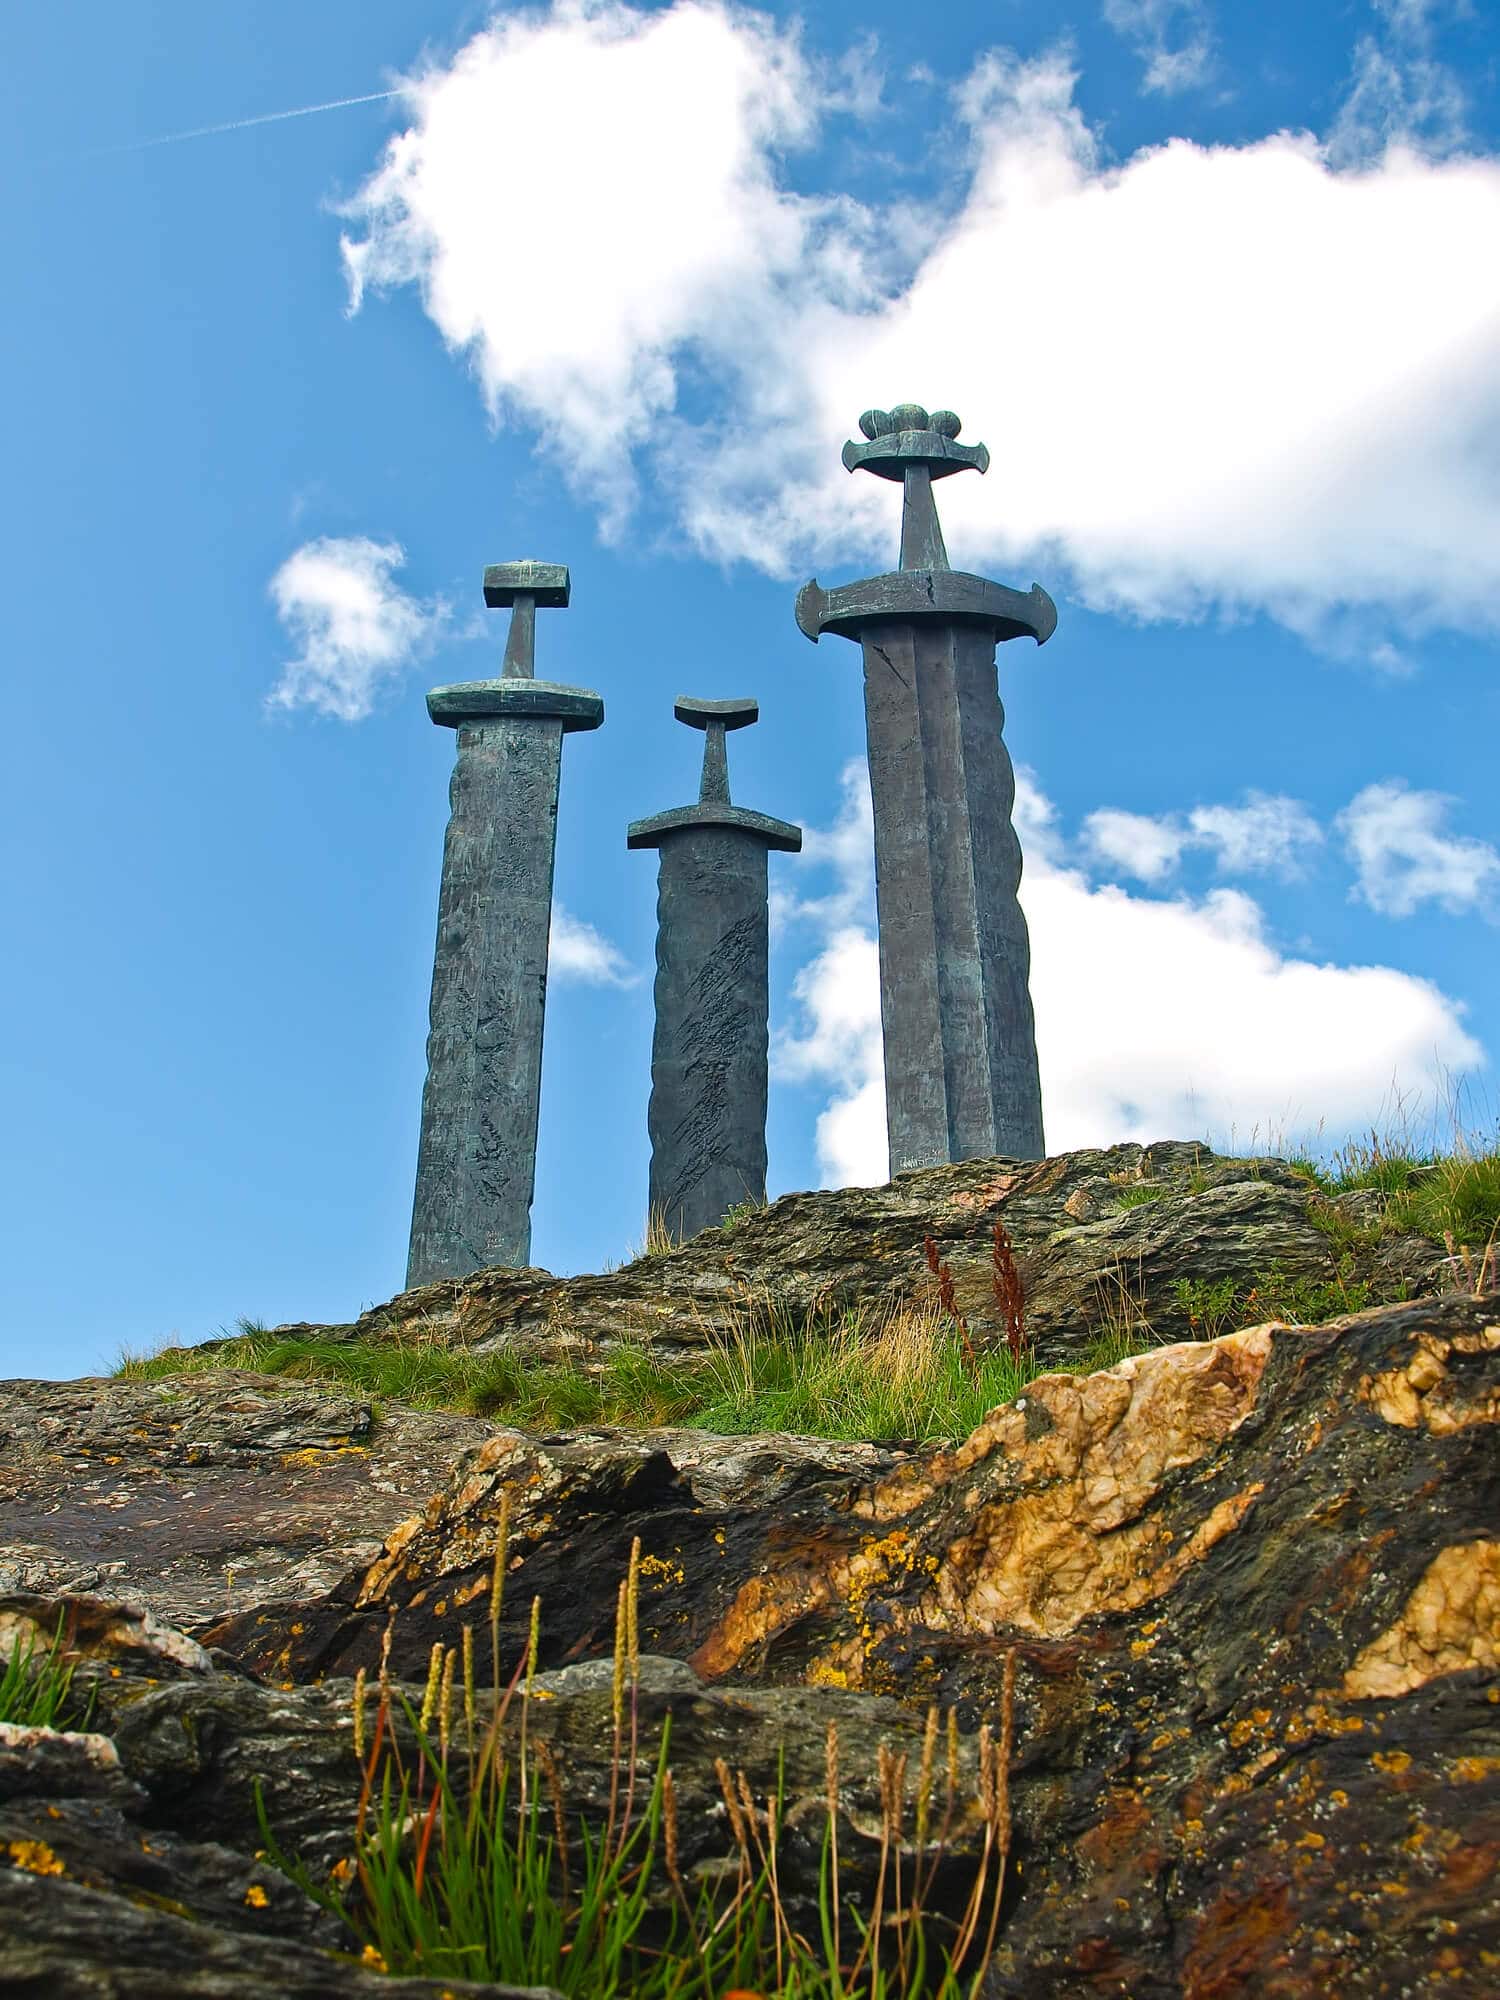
775, 766, 1483, 1184
341, 4, 1500, 651
268, 537, 444, 721
1187, 797, 1324, 876
828, 32, 886, 121
1338, 780, 1500, 917
1102, 0, 1214, 95
771, 757, 877, 936
1081, 808, 1188, 883
776, 925, 887, 1186
549, 905, 639, 987
1083, 792, 1324, 882
341, 0, 847, 534
772, 763, 885, 1184
1329, 0, 1469, 167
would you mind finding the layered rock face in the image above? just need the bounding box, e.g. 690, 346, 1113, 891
1, 1147, 1495, 1996
256, 1142, 1449, 1370
0, 1369, 494, 1624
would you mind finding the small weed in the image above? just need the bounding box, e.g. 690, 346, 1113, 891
923, 1236, 977, 1369
1443, 1226, 1500, 1297
1305, 1197, 1383, 1259
990, 1223, 1026, 1366
1388, 1151, 1500, 1248
1171, 1276, 1242, 1340
1172, 1260, 1411, 1337
1323, 1135, 1432, 1197
720, 1199, 764, 1235
1113, 1183, 1170, 1211
620, 1208, 681, 1264
1246, 1262, 1393, 1324
1083, 1258, 1160, 1366
0, 1614, 90, 1730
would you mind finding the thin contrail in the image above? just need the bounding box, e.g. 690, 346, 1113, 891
97, 89, 402, 157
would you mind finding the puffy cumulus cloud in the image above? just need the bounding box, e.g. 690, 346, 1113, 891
774, 766, 1482, 1185
340, 0, 860, 533
776, 925, 887, 1187
1025, 852, 1479, 1150
1189, 795, 1324, 876
343, 4, 1500, 650
1082, 792, 1323, 883
1338, 781, 1500, 918
268, 537, 444, 721
549, 905, 640, 986
1101, 0, 1214, 96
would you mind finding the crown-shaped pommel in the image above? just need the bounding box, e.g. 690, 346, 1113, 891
842, 404, 990, 482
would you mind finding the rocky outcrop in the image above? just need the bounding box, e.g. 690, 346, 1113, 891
188, 1292, 1499, 1993
245, 1143, 1448, 1371
0, 1599, 991, 1998
0, 1370, 493, 1625
0, 1147, 1492, 1997
0, 1600, 555, 1996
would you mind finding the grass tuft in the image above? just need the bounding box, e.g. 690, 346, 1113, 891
691, 1299, 1039, 1442
1113, 1182, 1171, 1211
0, 1615, 90, 1730
259, 1534, 1018, 1996
114, 1296, 1059, 1442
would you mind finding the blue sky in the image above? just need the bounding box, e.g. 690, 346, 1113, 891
5, 0, 1499, 1380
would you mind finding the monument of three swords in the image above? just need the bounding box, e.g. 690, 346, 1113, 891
406, 399, 1055, 1282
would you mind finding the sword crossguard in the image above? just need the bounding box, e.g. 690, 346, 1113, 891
482, 561, 571, 608
840, 405, 989, 572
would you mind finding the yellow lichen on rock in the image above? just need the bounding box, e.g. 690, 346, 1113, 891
6, 1839, 65, 1876
1343, 1541, 1500, 1698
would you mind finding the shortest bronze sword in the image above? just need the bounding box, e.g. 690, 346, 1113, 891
628, 697, 801, 1244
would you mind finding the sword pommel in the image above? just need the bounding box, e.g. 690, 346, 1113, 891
482, 561, 571, 608
842, 404, 988, 484
674, 696, 759, 731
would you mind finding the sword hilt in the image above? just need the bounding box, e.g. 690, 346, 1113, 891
841, 405, 989, 573
482, 561, 571, 678
674, 696, 758, 804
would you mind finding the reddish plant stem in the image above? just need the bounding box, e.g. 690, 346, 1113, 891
991, 1221, 1025, 1363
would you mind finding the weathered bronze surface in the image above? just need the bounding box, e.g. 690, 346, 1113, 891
798, 405, 1054, 1170
628, 698, 800, 1242
407, 563, 602, 1286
